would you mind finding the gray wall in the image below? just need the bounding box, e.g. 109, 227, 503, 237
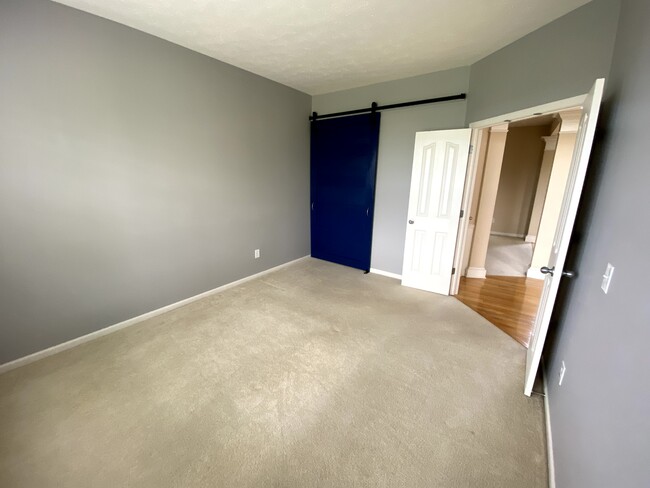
466, 0, 620, 124
0, 0, 311, 363
312, 68, 470, 274
2, 0, 648, 482
545, 0, 650, 485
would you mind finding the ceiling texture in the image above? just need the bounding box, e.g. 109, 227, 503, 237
53, 0, 591, 95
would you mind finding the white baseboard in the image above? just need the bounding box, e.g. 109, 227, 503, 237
543, 363, 556, 488
466, 267, 487, 279
369, 268, 402, 280
525, 234, 537, 243
0, 255, 311, 374
526, 267, 545, 280
490, 231, 525, 239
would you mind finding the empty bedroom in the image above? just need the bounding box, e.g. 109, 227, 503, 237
1, 0, 647, 487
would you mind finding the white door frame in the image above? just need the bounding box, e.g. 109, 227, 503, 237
449, 128, 483, 295
449, 93, 587, 295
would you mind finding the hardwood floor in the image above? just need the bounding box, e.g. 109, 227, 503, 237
455, 276, 544, 348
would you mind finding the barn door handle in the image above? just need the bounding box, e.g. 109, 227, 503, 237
311, 202, 314, 211
366, 208, 369, 217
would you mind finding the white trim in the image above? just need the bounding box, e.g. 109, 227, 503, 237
469, 95, 586, 129
526, 267, 546, 280
525, 234, 537, 243
466, 267, 486, 279
490, 231, 525, 239
489, 123, 509, 133
369, 268, 402, 280
543, 363, 556, 488
542, 135, 559, 151
557, 109, 582, 133
0, 256, 311, 374
450, 129, 483, 296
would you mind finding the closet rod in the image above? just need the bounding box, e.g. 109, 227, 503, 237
309, 93, 466, 121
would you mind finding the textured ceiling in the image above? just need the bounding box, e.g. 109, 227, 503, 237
53, 0, 591, 95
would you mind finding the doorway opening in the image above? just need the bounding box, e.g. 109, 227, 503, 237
450, 107, 582, 347
455, 111, 579, 347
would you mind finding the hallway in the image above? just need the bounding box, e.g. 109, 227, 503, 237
485, 235, 534, 277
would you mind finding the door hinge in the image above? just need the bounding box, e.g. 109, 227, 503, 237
459, 209, 464, 218
469, 144, 474, 154
452, 267, 456, 275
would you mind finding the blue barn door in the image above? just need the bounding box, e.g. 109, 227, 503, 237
310, 113, 381, 271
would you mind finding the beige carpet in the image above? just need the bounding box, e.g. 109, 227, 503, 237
486, 235, 534, 277
0, 258, 547, 487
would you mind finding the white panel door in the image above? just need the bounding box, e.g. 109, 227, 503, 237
401, 129, 471, 294
524, 78, 605, 396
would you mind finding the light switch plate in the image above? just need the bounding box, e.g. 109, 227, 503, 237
601, 263, 615, 294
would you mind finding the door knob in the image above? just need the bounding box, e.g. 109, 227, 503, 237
540, 266, 555, 276
540, 266, 576, 278
408, 220, 414, 224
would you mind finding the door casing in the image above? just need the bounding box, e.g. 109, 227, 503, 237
451, 93, 590, 295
